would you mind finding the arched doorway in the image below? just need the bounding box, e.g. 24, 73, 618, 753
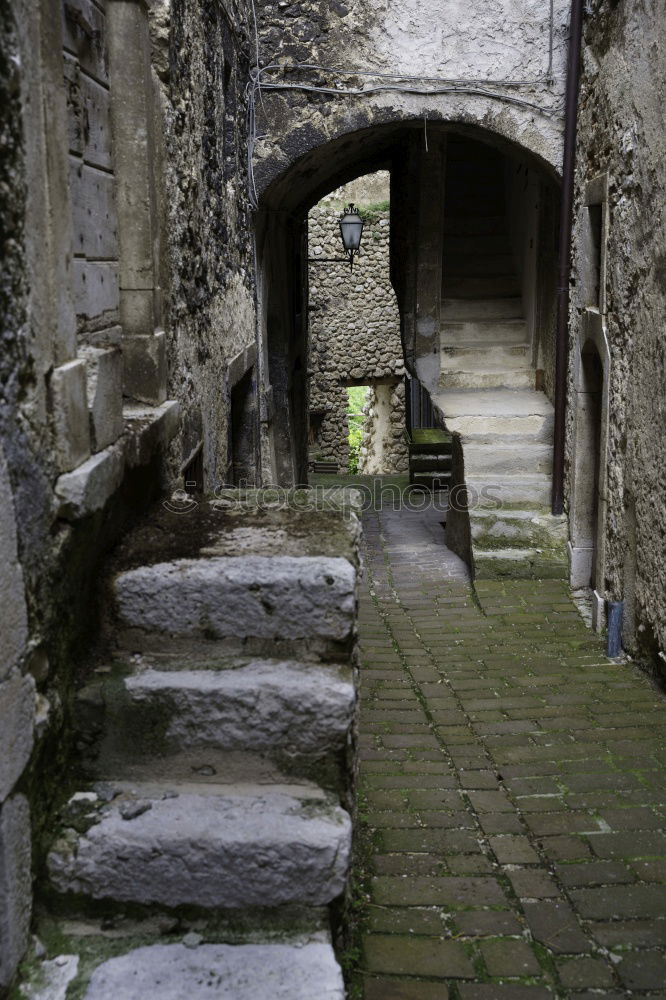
255, 120, 562, 503
569, 332, 610, 603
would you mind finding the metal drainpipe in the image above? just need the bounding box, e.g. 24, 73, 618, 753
552, 0, 585, 515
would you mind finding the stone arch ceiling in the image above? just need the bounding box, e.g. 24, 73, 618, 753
255, 109, 563, 215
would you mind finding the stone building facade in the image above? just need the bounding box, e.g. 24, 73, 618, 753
308, 179, 408, 474
568, 0, 666, 669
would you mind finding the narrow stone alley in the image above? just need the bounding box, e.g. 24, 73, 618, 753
355, 502, 666, 998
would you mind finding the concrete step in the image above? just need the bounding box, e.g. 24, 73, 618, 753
473, 546, 569, 580
441, 299, 524, 321
463, 442, 553, 476
443, 215, 508, 236
470, 508, 568, 550
439, 368, 534, 390
443, 234, 507, 256
465, 474, 553, 508
81, 938, 345, 1000
444, 253, 518, 277
114, 554, 356, 649
444, 276, 522, 298
47, 782, 351, 909
76, 659, 355, 788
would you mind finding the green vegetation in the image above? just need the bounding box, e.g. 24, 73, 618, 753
357, 200, 390, 225
346, 386, 369, 474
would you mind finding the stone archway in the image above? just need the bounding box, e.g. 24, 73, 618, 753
254, 117, 563, 489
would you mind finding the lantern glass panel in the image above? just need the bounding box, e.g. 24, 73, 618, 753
339, 208, 364, 252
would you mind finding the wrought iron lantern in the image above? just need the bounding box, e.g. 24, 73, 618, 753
338, 204, 364, 272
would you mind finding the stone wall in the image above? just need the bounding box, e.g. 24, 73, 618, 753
358, 381, 409, 476
308, 182, 407, 473
569, 0, 666, 669
0, 1, 256, 989
254, 0, 570, 206
153, 0, 258, 490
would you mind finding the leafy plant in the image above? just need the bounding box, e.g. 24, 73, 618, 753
346, 386, 369, 473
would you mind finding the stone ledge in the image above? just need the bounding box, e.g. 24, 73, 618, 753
55, 400, 179, 521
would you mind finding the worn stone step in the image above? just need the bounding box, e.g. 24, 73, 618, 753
463, 442, 553, 476
114, 554, 356, 647
444, 253, 517, 277
444, 275, 522, 298
439, 368, 534, 390
76, 659, 355, 788
465, 474, 553, 508
473, 546, 569, 580
442, 215, 508, 236
441, 343, 530, 363
445, 413, 554, 442
47, 782, 351, 909
440, 389, 553, 416
433, 389, 554, 442
470, 508, 568, 550
81, 938, 345, 1000
441, 299, 524, 321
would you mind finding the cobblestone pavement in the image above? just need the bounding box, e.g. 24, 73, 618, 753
355, 503, 666, 1000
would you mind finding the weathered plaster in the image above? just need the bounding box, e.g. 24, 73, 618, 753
253, 0, 569, 207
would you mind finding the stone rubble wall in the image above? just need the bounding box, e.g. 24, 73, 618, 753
153, 0, 258, 490
308, 194, 407, 472
1, 0, 255, 989
253, 0, 571, 203
569, 0, 666, 670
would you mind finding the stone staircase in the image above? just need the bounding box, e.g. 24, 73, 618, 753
408, 428, 453, 492
39, 492, 358, 999
433, 138, 567, 579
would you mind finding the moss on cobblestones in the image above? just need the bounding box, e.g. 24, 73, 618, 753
351, 502, 666, 998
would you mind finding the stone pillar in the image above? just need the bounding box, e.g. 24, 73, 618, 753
107, 0, 166, 405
